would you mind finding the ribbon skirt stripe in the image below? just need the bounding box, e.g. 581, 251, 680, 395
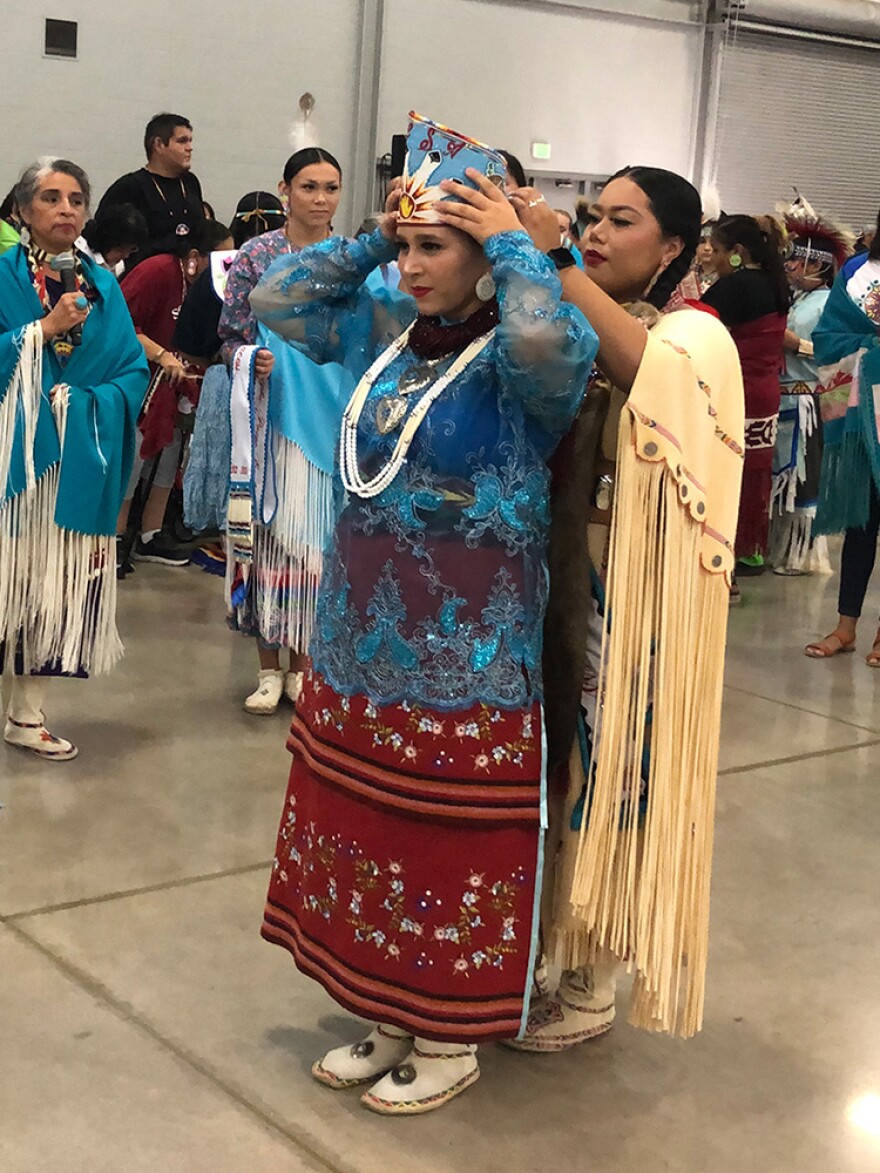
262, 672, 543, 1042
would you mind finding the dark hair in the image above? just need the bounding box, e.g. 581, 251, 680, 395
14, 158, 91, 214
713, 213, 791, 312
82, 202, 148, 255
164, 217, 229, 258
202, 200, 216, 220
231, 190, 285, 248
499, 150, 527, 190
0, 186, 16, 223
144, 113, 192, 160
605, 165, 702, 309
201, 219, 232, 253
869, 207, 880, 261
282, 148, 342, 185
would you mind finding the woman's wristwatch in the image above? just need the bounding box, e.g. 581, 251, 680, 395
547, 247, 578, 272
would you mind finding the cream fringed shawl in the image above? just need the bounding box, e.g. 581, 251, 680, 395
559, 308, 744, 1038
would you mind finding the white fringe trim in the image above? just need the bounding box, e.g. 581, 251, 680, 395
769, 512, 833, 575
0, 322, 122, 675
770, 397, 830, 574
226, 432, 335, 653
0, 323, 42, 495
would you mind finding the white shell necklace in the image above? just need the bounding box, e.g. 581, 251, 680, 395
339, 323, 496, 499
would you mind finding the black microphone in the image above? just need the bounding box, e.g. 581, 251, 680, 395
50, 252, 84, 346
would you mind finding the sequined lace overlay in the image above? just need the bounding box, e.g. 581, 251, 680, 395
252, 226, 599, 709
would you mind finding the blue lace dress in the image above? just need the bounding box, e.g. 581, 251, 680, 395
257, 227, 599, 1042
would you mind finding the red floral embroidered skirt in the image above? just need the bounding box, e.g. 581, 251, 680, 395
262, 671, 544, 1042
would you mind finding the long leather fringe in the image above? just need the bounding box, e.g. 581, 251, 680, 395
567, 408, 729, 1038
0, 326, 121, 676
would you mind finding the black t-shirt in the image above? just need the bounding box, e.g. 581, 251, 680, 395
173, 267, 222, 361
98, 168, 206, 268
701, 269, 780, 328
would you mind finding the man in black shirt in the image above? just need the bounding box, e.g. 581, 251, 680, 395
98, 112, 207, 269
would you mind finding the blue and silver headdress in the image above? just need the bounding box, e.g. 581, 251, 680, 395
398, 112, 506, 226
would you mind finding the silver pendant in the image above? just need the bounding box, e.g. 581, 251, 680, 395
595, 473, 614, 512
398, 363, 437, 395
375, 395, 408, 434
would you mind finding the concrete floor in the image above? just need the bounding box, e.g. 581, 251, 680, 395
3, 562, 880, 1172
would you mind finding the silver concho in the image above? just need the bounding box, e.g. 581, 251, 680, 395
398, 363, 438, 395
375, 395, 408, 435
391, 1063, 418, 1086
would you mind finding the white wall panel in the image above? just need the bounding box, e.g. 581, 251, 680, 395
1, 1, 361, 228
378, 0, 702, 181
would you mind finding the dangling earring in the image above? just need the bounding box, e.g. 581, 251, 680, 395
730, 252, 743, 269
475, 273, 496, 302
643, 262, 668, 298
186, 259, 198, 277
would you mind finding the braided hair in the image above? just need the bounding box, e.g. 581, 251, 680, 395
606, 166, 702, 309
712, 214, 790, 313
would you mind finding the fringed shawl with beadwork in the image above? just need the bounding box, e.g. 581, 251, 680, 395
0, 245, 148, 673
226, 333, 351, 653
558, 307, 744, 1038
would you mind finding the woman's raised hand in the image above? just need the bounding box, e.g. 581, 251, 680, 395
380, 178, 403, 241
435, 170, 522, 243
40, 292, 88, 342
509, 188, 563, 253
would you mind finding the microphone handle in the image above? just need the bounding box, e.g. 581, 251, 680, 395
59, 267, 83, 347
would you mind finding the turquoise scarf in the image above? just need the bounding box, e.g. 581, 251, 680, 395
0, 245, 148, 536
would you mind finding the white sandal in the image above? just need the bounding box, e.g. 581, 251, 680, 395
312, 1024, 413, 1089
360, 1039, 479, 1115
503, 964, 616, 1053
4, 715, 78, 761
283, 670, 304, 705
243, 669, 285, 714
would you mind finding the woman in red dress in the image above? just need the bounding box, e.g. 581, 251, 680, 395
702, 214, 789, 585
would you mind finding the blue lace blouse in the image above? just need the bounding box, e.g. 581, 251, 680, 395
251, 227, 598, 711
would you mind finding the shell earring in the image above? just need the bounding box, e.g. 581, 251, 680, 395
475, 273, 496, 302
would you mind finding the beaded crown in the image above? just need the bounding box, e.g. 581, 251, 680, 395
398, 112, 506, 226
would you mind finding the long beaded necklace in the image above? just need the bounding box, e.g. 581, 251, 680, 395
149, 172, 192, 236
25, 242, 87, 361
340, 323, 495, 499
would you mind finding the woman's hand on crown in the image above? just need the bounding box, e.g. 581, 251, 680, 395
435, 170, 522, 244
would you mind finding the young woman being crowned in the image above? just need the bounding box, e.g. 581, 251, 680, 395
251, 114, 596, 1114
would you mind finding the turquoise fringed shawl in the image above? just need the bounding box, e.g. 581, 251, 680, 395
0, 245, 148, 536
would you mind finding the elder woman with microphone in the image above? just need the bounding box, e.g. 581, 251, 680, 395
0, 159, 148, 761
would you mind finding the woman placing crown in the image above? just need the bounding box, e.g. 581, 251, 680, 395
439, 166, 743, 1055
252, 115, 597, 1113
